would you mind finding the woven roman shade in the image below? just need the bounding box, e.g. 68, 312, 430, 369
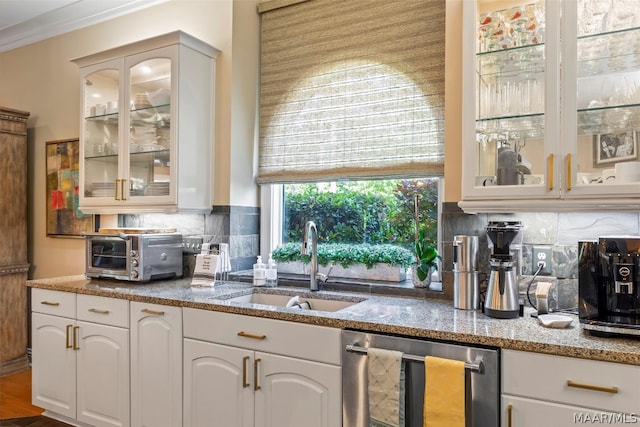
258, 0, 445, 184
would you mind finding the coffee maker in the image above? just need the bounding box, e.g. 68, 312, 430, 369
484, 221, 522, 319
578, 237, 640, 337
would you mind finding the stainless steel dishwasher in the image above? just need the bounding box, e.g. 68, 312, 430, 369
342, 330, 500, 427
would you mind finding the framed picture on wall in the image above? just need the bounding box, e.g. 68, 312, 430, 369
593, 131, 638, 167
46, 138, 95, 237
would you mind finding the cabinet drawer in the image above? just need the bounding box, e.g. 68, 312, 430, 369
503, 350, 640, 414
31, 289, 76, 318
502, 395, 637, 427
77, 294, 129, 328
183, 308, 341, 365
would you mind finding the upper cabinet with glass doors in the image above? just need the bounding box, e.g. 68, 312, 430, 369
72, 31, 219, 214
460, 0, 640, 212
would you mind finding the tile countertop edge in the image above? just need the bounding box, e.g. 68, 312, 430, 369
25, 275, 640, 366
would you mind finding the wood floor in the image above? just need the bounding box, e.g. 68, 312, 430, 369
0, 369, 71, 426
0, 369, 42, 420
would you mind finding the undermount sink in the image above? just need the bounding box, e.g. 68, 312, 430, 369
225, 290, 365, 312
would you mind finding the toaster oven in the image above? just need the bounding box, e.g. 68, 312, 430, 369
85, 232, 183, 282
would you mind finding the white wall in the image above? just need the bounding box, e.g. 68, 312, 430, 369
0, 0, 261, 278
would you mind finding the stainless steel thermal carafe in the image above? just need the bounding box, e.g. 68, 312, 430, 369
453, 235, 479, 310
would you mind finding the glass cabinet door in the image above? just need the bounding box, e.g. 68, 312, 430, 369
82, 64, 120, 201
462, 0, 561, 203
570, 0, 640, 193
128, 56, 172, 201
473, 1, 549, 192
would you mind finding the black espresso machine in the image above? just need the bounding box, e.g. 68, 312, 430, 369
578, 236, 640, 337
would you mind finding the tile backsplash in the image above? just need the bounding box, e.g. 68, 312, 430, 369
120, 205, 260, 272
441, 202, 640, 309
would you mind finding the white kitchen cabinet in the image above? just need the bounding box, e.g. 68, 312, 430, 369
71, 31, 219, 214
32, 312, 77, 419
32, 289, 130, 427
502, 349, 640, 426
183, 339, 254, 427
460, 0, 640, 212
182, 308, 342, 427
130, 302, 183, 427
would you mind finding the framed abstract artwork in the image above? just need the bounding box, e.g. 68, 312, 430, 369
46, 138, 95, 237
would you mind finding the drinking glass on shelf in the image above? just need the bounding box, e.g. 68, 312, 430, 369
578, 0, 611, 36
606, 0, 634, 31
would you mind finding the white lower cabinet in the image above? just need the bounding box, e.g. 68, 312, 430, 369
182, 308, 342, 427
32, 289, 129, 427
502, 350, 640, 427
130, 302, 183, 427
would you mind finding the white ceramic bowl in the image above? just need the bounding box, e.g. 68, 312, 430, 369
615, 161, 640, 183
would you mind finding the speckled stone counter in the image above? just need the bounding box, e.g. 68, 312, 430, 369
26, 275, 640, 366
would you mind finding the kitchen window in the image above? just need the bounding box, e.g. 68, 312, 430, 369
258, 0, 446, 285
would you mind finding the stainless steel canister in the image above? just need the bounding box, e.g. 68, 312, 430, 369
453, 235, 479, 310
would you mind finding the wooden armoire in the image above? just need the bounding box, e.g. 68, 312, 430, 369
0, 107, 30, 376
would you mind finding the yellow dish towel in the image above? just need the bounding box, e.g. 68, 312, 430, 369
423, 356, 465, 427
368, 348, 405, 427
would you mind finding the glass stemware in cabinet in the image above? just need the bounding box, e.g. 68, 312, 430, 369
474, 0, 546, 188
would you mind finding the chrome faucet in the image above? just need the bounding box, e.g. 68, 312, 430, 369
301, 220, 323, 291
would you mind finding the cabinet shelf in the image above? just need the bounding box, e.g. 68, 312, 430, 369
476, 113, 544, 139
477, 43, 545, 77
578, 103, 640, 135
577, 26, 640, 78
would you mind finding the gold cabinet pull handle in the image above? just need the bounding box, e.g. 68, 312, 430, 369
242, 356, 250, 388
114, 179, 121, 200
548, 153, 554, 191
41, 301, 60, 306
567, 380, 618, 394
566, 153, 572, 191
141, 309, 165, 316
507, 403, 513, 427
237, 331, 266, 340
88, 308, 110, 315
65, 325, 73, 349
121, 179, 127, 200
73, 326, 80, 350
254, 358, 261, 391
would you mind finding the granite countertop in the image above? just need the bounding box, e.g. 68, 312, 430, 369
26, 275, 640, 366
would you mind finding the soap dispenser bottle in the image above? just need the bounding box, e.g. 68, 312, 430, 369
253, 255, 266, 287
266, 252, 278, 288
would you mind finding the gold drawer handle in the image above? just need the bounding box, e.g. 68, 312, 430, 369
566, 153, 572, 191
41, 301, 60, 306
237, 331, 266, 340
242, 356, 250, 388
507, 403, 513, 427
567, 380, 618, 394
254, 358, 261, 391
141, 309, 165, 316
88, 308, 110, 315
73, 326, 80, 350
548, 153, 554, 191
65, 325, 73, 349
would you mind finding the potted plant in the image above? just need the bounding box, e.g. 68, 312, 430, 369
272, 242, 414, 282
411, 195, 440, 288
413, 230, 440, 288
